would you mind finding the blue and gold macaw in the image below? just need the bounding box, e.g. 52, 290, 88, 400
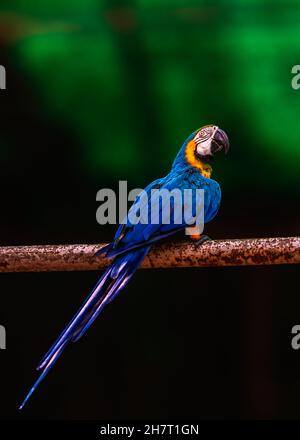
20, 124, 229, 409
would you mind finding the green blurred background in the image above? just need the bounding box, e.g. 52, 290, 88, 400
0, 0, 299, 422
1, 0, 300, 188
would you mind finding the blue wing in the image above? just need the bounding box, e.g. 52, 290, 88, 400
104, 169, 221, 257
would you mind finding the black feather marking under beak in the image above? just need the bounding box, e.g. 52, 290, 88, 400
211, 128, 230, 155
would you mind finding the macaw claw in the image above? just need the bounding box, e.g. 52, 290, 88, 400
194, 235, 212, 246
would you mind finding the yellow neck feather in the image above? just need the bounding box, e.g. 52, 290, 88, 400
185, 140, 212, 178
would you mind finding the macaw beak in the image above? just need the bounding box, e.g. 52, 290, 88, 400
211, 128, 230, 155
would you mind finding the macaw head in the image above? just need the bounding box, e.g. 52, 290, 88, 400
172, 124, 229, 176
193, 125, 230, 161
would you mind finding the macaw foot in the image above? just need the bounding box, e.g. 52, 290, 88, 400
194, 235, 212, 247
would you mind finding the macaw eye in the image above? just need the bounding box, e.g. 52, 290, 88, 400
196, 127, 213, 143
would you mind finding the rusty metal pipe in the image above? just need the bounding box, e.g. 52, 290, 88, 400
0, 237, 298, 273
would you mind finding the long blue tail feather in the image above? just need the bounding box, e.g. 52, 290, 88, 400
72, 272, 129, 342
37, 268, 113, 371
19, 245, 151, 410
19, 339, 68, 410
72, 246, 150, 342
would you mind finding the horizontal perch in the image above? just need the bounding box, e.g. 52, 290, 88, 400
0, 237, 299, 273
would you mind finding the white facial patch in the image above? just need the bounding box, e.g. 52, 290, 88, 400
194, 125, 218, 156
196, 138, 212, 156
